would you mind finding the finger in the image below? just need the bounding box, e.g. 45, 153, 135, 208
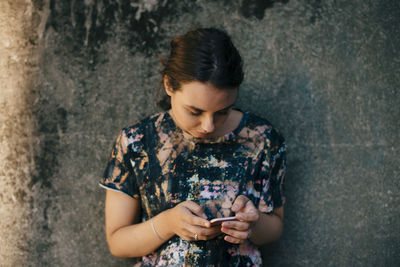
232, 195, 250, 212
180, 203, 210, 227
235, 210, 259, 222
207, 225, 222, 235
206, 232, 222, 240
198, 227, 222, 240
224, 235, 245, 244
258, 202, 269, 213
221, 221, 249, 231
186, 224, 219, 241
180, 226, 208, 241
186, 213, 211, 228
178, 227, 194, 241
183, 201, 207, 219
221, 227, 249, 240
203, 228, 222, 240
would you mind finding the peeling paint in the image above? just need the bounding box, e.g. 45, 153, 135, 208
44, 0, 200, 56
240, 0, 289, 20
130, 0, 159, 21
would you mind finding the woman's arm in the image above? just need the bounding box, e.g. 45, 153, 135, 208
248, 206, 284, 245
105, 190, 171, 257
105, 190, 221, 258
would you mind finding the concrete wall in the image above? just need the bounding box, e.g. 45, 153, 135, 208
1, 0, 399, 266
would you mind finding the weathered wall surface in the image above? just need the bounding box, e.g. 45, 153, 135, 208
0, 1, 41, 265
1, 0, 399, 266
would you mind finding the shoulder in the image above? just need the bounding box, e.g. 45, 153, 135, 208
118, 111, 168, 148
241, 111, 285, 147
121, 111, 166, 136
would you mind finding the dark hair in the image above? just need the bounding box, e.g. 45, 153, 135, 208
157, 28, 244, 109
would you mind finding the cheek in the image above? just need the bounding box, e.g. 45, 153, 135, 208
214, 114, 228, 127
176, 109, 199, 128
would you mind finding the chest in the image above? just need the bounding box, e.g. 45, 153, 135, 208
134, 140, 268, 218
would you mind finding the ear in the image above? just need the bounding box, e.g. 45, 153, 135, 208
163, 76, 174, 96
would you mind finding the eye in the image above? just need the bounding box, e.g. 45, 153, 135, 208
189, 111, 201, 116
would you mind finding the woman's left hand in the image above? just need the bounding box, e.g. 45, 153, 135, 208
221, 195, 259, 244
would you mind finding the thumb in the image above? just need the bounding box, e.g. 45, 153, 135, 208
232, 195, 249, 212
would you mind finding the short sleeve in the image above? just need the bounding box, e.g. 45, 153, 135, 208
258, 129, 286, 213
99, 129, 140, 199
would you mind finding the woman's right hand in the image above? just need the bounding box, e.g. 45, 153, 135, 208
166, 201, 221, 241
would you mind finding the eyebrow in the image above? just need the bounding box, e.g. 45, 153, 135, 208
186, 103, 235, 112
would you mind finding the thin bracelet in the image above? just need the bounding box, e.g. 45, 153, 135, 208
150, 218, 165, 241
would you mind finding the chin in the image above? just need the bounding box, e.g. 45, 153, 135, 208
195, 132, 208, 138
186, 130, 207, 138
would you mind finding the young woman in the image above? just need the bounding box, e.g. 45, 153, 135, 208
100, 28, 286, 266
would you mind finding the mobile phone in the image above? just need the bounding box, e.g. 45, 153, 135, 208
209, 216, 237, 226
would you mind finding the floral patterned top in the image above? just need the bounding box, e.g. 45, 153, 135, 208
100, 110, 286, 266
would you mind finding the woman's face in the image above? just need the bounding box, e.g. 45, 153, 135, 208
164, 79, 238, 138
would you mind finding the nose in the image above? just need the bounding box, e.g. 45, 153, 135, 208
201, 115, 214, 133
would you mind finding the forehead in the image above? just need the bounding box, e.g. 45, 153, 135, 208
177, 81, 238, 111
